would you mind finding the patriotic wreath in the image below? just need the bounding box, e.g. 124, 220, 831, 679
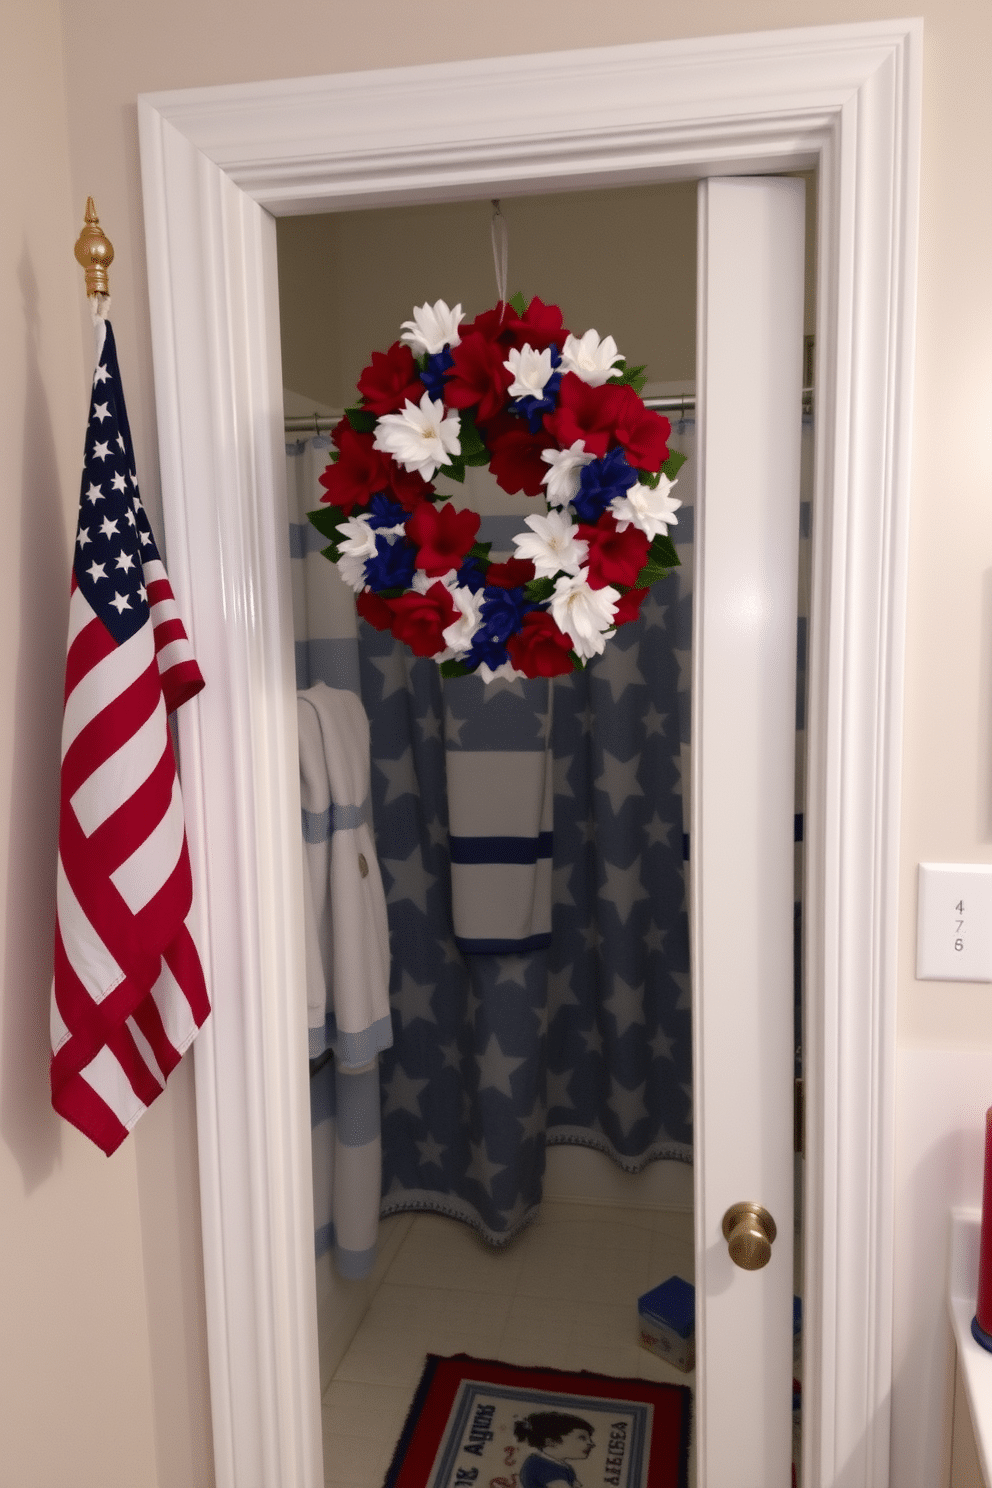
309, 295, 686, 681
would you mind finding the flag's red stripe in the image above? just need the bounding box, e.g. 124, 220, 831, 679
52, 918, 164, 1075
51, 1070, 130, 1157
53, 915, 206, 1085
64, 613, 118, 705
105, 1022, 164, 1108
80, 740, 177, 877
161, 663, 206, 712
52, 922, 113, 1064
131, 993, 182, 1081
152, 616, 189, 650
133, 842, 194, 952
60, 660, 162, 800
145, 577, 176, 606
163, 923, 211, 1026
59, 806, 171, 985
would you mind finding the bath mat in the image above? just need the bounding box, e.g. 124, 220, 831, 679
383, 1354, 691, 1488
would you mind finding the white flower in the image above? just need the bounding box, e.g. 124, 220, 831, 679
610, 476, 682, 541
559, 329, 624, 387
550, 571, 620, 659
335, 515, 377, 591
540, 440, 596, 507
442, 585, 484, 654
399, 300, 464, 356
512, 509, 589, 579
373, 392, 461, 481
411, 568, 457, 594
504, 344, 555, 399
477, 660, 524, 684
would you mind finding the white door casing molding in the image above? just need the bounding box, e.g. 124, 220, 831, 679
137, 22, 921, 1488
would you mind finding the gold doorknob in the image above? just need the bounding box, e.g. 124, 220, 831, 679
722, 1202, 777, 1270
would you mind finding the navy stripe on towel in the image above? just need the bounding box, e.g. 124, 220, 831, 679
449, 832, 554, 866
455, 932, 553, 954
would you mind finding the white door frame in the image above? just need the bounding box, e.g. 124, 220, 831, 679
137, 22, 921, 1488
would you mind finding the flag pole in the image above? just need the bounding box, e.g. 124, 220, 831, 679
73, 197, 114, 297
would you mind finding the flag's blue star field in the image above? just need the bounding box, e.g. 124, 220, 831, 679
75, 322, 162, 646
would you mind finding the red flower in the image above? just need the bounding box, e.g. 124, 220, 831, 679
543, 376, 671, 471
612, 586, 649, 626
608, 385, 671, 472
318, 426, 394, 513
386, 461, 434, 513
486, 557, 536, 589
407, 502, 481, 576
445, 333, 512, 423
578, 515, 650, 590
542, 373, 618, 458
388, 583, 459, 657
355, 590, 394, 630
319, 426, 432, 514
464, 297, 570, 355
506, 610, 575, 677
486, 415, 551, 497
356, 341, 424, 416
506, 296, 571, 354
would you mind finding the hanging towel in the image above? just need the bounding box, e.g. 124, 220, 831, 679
297, 682, 392, 1065
445, 674, 554, 954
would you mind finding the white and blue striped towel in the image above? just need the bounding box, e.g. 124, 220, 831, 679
298, 682, 392, 1064
445, 675, 554, 954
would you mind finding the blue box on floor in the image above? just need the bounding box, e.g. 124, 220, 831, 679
638, 1276, 695, 1373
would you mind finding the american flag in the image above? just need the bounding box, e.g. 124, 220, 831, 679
50, 316, 209, 1155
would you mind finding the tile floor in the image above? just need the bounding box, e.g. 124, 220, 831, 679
321, 1200, 695, 1487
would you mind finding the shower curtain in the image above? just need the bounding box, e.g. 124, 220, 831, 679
287, 422, 697, 1247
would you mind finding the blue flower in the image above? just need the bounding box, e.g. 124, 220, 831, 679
364, 534, 417, 592
456, 555, 488, 593
466, 585, 534, 669
570, 446, 639, 523
510, 371, 562, 433
420, 347, 455, 401
366, 492, 409, 530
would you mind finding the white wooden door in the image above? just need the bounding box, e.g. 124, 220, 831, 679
692, 177, 806, 1484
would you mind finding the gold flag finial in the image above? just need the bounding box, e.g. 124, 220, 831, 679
74, 197, 114, 298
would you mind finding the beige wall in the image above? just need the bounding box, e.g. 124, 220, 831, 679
0, 4, 162, 1486
0, 0, 984, 1482
276, 185, 700, 408
276, 174, 816, 412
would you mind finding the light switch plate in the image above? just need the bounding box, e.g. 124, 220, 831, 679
917, 863, 992, 982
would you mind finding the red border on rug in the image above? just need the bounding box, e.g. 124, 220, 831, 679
383, 1354, 691, 1488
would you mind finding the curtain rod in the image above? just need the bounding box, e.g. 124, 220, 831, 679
285, 389, 814, 435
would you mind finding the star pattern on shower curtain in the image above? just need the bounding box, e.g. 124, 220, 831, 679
361, 575, 693, 1244
289, 427, 697, 1247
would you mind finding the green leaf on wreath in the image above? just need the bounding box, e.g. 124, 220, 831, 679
638, 470, 661, 489
649, 533, 680, 569
442, 457, 466, 484
620, 363, 649, 393
458, 409, 488, 460
508, 291, 527, 317
308, 505, 351, 540
439, 658, 476, 678
469, 541, 493, 560
524, 576, 556, 603
464, 449, 490, 468
635, 563, 673, 589
344, 405, 377, 434
661, 449, 688, 480
320, 543, 341, 564
569, 651, 586, 669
